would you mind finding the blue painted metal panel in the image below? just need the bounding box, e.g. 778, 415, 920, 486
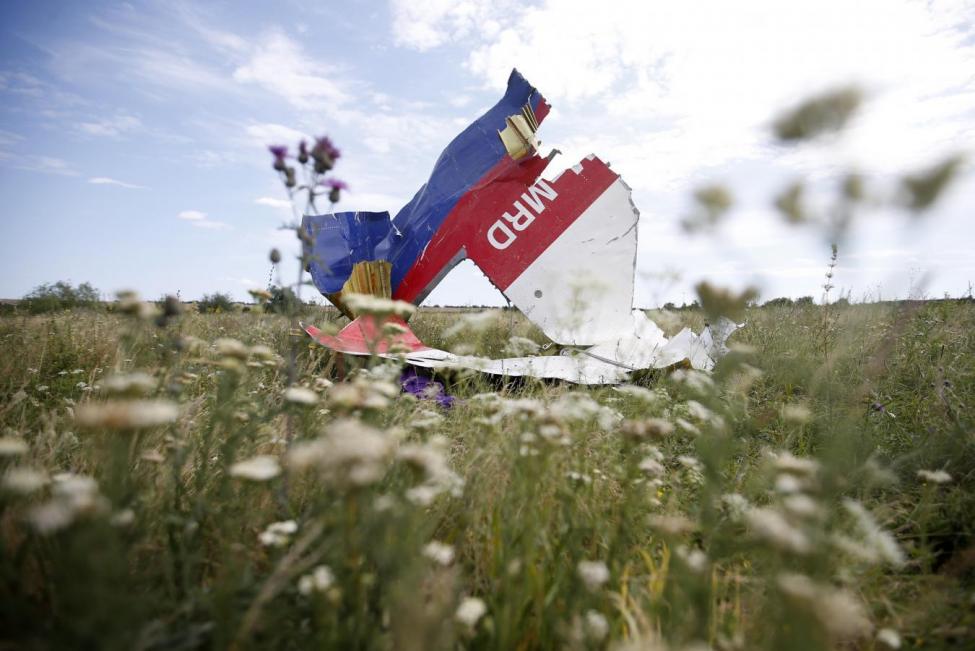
302, 69, 547, 299
302, 211, 392, 294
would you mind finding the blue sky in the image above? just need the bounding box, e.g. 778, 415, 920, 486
1, 0, 973, 306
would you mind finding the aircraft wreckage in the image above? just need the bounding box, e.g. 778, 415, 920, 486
300, 70, 738, 385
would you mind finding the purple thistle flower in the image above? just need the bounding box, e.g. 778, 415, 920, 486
320, 178, 349, 191
297, 140, 309, 164
268, 145, 288, 171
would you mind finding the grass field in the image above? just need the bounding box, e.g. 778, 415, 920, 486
1, 301, 973, 650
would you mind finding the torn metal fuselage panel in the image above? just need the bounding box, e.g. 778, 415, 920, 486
300, 68, 739, 383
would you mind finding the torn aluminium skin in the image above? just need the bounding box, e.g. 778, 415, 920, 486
300, 69, 739, 384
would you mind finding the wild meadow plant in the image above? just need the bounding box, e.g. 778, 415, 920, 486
1, 92, 973, 650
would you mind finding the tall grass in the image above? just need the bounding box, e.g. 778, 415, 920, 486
2, 299, 973, 650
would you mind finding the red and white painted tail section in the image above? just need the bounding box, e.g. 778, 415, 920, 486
493, 157, 640, 345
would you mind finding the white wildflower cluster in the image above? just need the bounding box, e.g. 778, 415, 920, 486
409, 408, 444, 430
75, 399, 179, 431
282, 386, 318, 406
3, 467, 49, 494
675, 545, 708, 573
0, 435, 29, 457
670, 369, 715, 394
258, 520, 297, 547
344, 293, 415, 318
422, 540, 455, 566
210, 338, 281, 372
577, 559, 611, 591
288, 419, 393, 488
621, 417, 674, 442
298, 565, 335, 595
115, 289, 160, 320
397, 436, 464, 506
455, 596, 487, 628
781, 403, 812, 424
100, 371, 157, 397
917, 468, 952, 484
28, 472, 110, 534
777, 573, 873, 640
744, 507, 812, 555
831, 499, 905, 567
229, 455, 281, 482
613, 384, 670, 406
326, 372, 400, 412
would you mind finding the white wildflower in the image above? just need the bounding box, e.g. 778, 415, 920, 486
671, 369, 714, 393
584, 610, 609, 641
638, 456, 666, 477
649, 514, 696, 536
917, 469, 952, 484
841, 499, 905, 566
577, 560, 611, 591
75, 400, 179, 430
613, 385, 668, 405
230, 455, 281, 482
684, 400, 713, 422
410, 409, 444, 430
771, 451, 820, 477
455, 596, 487, 628
344, 293, 415, 318
781, 403, 812, 424
2, 467, 49, 494
259, 520, 297, 547
298, 565, 335, 595
110, 508, 135, 527
676, 545, 708, 573
566, 471, 593, 485
288, 419, 392, 488
28, 500, 76, 534
745, 507, 811, 554
422, 541, 455, 566
214, 338, 249, 360
283, 386, 318, 406
721, 493, 750, 519
876, 627, 901, 649
777, 573, 873, 639
0, 436, 29, 456
782, 494, 823, 520
100, 372, 157, 397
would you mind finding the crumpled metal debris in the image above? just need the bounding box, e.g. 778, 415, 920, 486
300, 69, 741, 384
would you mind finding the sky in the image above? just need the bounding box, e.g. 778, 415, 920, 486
0, 0, 973, 306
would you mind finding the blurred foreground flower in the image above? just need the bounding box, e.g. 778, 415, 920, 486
917, 469, 952, 484
577, 560, 610, 591
455, 596, 487, 628
75, 400, 179, 430
230, 455, 281, 482
259, 520, 297, 547
298, 565, 335, 596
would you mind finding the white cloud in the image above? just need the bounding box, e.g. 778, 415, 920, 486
176, 210, 231, 229
79, 114, 142, 137
233, 29, 351, 109
256, 196, 293, 211
178, 210, 207, 221
395, 0, 975, 190
391, 0, 511, 51
89, 176, 145, 189
12, 155, 79, 176
244, 123, 309, 149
